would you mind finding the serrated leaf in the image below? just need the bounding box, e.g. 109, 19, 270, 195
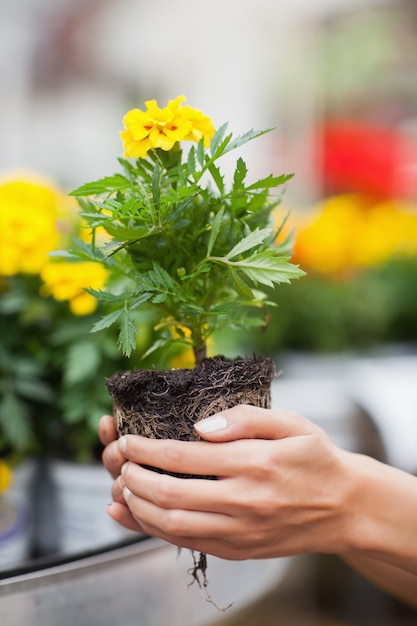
102, 223, 152, 241
151, 293, 168, 304
91, 309, 122, 332
235, 251, 305, 287
229, 267, 254, 299
209, 123, 229, 155
187, 146, 196, 174
224, 128, 272, 155
208, 163, 224, 193
84, 288, 123, 303
140, 338, 169, 361
233, 157, 248, 189
196, 138, 205, 166
226, 228, 272, 260
69, 174, 131, 196
207, 207, 225, 256
246, 173, 294, 191
117, 310, 138, 357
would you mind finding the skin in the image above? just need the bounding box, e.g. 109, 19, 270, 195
99, 406, 417, 609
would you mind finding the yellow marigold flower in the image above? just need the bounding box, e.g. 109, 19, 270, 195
40, 261, 108, 316
354, 201, 417, 267
0, 175, 67, 276
121, 95, 215, 159
293, 195, 366, 276
292, 195, 417, 277
0, 461, 12, 493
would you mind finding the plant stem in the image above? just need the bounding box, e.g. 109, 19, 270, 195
194, 342, 207, 367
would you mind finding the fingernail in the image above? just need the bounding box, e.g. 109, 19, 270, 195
121, 462, 128, 476
123, 486, 132, 502
195, 414, 227, 434
118, 436, 127, 453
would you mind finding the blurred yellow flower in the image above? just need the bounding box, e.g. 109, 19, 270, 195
0, 461, 12, 493
40, 261, 108, 315
292, 195, 417, 277
0, 175, 70, 276
121, 95, 215, 159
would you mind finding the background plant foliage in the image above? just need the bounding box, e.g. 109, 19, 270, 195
242, 195, 417, 355
0, 174, 133, 462
69, 100, 304, 366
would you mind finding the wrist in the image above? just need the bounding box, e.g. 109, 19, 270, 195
342, 452, 417, 572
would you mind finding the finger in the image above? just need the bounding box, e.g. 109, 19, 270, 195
118, 434, 262, 478
102, 439, 127, 480
122, 485, 234, 540
111, 475, 126, 504
98, 414, 117, 446
121, 461, 233, 512
106, 501, 146, 533
194, 404, 315, 442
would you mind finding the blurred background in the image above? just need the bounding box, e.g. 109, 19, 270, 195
1, 0, 417, 624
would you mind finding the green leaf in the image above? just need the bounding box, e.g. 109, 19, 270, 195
140, 338, 169, 361
102, 223, 152, 242
234, 251, 305, 287
69, 174, 132, 196
226, 228, 272, 260
64, 342, 101, 385
224, 128, 272, 155
246, 173, 294, 191
207, 207, 225, 257
14, 379, 54, 402
151, 293, 168, 304
208, 163, 224, 193
117, 310, 138, 356
91, 309, 122, 332
196, 138, 205, 166
0, 393, 33, 450
233, 158, 248, 189
229, 267, 254, 299
187, 146, 196, 175
209, 123, 229, 155
85, 288, 125, 303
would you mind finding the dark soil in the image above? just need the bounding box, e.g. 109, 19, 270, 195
106, 355, 275, 451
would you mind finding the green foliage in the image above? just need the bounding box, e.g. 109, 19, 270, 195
0, 275, 133, 461
70, 126, 304, 364
241, 256, 417, 356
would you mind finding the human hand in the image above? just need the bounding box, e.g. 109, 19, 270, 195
108, 405, 355, 559
99, 414, 143, 533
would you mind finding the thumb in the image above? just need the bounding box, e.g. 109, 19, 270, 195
194, 404, 314, 442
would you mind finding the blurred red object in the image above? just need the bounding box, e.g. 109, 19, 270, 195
317, 119, 417, 200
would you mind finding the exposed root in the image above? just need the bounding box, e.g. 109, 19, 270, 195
187, 551, 233, 612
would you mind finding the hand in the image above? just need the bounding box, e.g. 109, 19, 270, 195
98, 414, 143, 533
106, 405, 355, 560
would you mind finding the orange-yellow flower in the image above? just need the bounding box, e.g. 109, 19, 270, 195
121, 95, 215, 159
40, 261, 108, 315
292, 195, 417, 277
0, 173, 75, 276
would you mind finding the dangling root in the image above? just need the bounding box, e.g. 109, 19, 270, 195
187, 551, 233, 612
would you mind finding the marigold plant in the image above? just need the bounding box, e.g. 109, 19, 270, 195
70, 95, 304, 365
0, 172, 130, 460
292, 195, 417, 277
0, 177, 62, 276
40, 261, 108, 316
